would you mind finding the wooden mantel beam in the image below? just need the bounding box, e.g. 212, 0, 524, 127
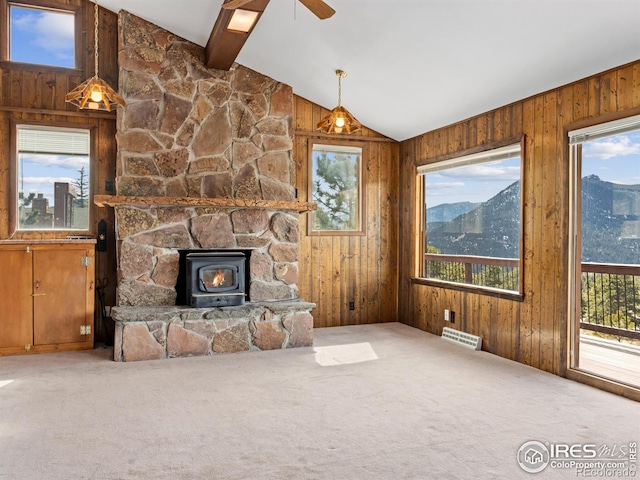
94, 195, 317, 213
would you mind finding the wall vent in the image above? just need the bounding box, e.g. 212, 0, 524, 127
441, 327, 482, 351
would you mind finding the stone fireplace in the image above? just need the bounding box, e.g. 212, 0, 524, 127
107, 11, 315, 361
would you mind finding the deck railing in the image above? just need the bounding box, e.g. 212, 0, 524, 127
580, 263, 640, 341
424, 255, 640, 341
424, 253, 519, 291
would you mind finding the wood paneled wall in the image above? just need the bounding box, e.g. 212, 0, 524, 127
399, 60, 640, 377
0, 0, 119, 342
294, 96, 400, 328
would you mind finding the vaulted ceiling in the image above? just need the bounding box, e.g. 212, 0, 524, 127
98, 0, 640, 141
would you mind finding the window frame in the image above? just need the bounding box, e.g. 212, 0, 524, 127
307, 139, 367, 236
415, 136, 525, 299
10, 120, 95, 235
0, 0, 82, 71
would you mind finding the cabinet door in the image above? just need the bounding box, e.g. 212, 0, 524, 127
33, 248, 89, 345
0, 248, 33, 349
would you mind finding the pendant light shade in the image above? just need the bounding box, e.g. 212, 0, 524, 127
317, 70, 361, 134
65, 0, 125, 112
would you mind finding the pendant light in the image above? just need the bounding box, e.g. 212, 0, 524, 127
65, 0, 126, 112
317, 70, 361, 134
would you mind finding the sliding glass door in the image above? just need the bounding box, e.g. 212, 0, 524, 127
569, 115, 640, 388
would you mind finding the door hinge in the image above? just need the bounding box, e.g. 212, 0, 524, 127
81, 256, 92, 267
80, 325, 91, 335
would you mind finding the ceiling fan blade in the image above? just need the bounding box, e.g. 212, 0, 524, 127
298, 0, 335, 19
221, 0, 254, 9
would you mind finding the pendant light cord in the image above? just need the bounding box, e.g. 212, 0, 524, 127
335, 70, 346, 107
94, 0, 99, 77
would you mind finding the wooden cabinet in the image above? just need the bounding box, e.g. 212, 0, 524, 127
0, 241, 95, 356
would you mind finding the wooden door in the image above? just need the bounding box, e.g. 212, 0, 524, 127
32, 247, 88, 345
0, 246, 33, 349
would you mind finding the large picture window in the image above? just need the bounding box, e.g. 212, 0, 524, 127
418, 141, 523, 293
309, 142, 364, 235
15, 124, 91, 231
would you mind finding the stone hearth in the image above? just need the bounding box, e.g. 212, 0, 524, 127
112, 302, 314, 362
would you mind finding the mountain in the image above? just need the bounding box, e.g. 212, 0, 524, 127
427, 181, 521, 258
427, 202, 479, 223
581, 175, 640, 264
426, 175, 640, 264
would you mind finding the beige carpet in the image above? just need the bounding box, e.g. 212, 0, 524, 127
0, 322, 637, 480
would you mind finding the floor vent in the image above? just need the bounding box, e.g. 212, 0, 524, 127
441, 327, 482, 351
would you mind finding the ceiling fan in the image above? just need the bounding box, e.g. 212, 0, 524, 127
206, 0, 335, 71
221, 0, 335, 20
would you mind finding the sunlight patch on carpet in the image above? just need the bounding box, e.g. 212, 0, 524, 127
314, 342, 378, 366
0, 380, 14, 389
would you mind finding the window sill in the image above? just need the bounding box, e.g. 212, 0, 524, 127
411, 277, 524, 302
0, 60, 81, 74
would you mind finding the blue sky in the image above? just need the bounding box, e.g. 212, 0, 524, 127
10, 5, 74, 68
426, 131, 640, 208
426, 158, 521, 207
582, 131, 640, 184
19, 154, 89, 204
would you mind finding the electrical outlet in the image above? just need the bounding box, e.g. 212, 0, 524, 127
349, 301, 355, 311
444, 309, 450, 321
449, 311, 455, 324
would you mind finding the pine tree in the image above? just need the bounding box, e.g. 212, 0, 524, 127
73, 166, 88, 208
19, 191, 36, 207
18, 192, 38, 225
312, 152, 358, 230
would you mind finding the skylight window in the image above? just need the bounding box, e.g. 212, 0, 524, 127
9, 4, 75, 68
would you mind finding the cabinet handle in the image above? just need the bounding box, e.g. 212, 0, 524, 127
35, 279, 40, 290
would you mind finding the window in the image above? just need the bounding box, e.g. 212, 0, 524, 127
418, 141, 523, 293
7, 2, 76, 68
15, 124, 91, 231
309, 142, 365, 234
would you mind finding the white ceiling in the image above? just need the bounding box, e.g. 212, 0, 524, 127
98, 0, 640, 141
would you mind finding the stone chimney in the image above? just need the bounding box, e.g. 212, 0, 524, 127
113, 11, 302, 307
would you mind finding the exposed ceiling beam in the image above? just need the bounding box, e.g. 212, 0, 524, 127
205, 0, 270, 71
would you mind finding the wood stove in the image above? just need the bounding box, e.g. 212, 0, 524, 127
177, 250, 249, 307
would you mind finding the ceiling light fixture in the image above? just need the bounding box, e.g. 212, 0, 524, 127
317, 69, 362, 135
227, 8, 260, 33
65, 0, 125, 112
